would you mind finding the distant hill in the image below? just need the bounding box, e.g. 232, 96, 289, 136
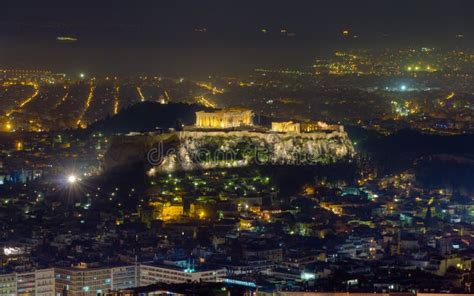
86, 102, 211, 135
344, 125, 381, 145
362, 128, 474, 172
367, 128, 474, 158
347, 128, 474, 193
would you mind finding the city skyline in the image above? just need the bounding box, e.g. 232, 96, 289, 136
1, 1, 474, 295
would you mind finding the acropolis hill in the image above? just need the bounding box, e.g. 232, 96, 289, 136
102, 109, 355, 173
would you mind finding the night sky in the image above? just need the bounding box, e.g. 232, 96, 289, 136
1, 0, 473, 76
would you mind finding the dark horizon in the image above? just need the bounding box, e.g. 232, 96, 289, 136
2, 0, 474, 76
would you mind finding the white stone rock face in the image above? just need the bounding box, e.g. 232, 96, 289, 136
150, 130, 354, 174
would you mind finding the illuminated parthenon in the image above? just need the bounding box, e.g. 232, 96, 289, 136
271, 121, 344, 133
195, 108, 254, 129
194, 108, 344, 133
271, 121, 301, 133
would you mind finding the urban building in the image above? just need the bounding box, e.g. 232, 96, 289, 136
34, 268, 55, 296
55, 264, 136, 296
139, 263, 226, 285
0, 273, 16, 296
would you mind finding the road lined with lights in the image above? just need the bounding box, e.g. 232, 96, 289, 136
196, 96, 217, 108
439, 92, 456, 107
195, 82, 224, 94
113, 86, 120, 114
76, 85, 96, 127
136, 87, 145, 102
5, 82, 40, 116
162, 90, 170, 103
53, 86, 69, 109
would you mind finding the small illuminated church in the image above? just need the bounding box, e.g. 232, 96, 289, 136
195, 108, 254, 129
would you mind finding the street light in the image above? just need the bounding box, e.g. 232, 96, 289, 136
67, 174, 78, 184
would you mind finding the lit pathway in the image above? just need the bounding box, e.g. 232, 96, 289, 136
6, 82, 40, 116
136, 86, 145, 102
76, 85, 95, 127
113, 86, 120, 114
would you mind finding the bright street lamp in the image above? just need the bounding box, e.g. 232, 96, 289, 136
67, 175, 78, 184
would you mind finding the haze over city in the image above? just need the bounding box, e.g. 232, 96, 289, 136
1, 1, 474, 296
2, 0, 474, 75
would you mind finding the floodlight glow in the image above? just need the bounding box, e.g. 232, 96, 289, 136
67, 175, 78, 184
301, 272, 316, 280
400, 85, 407, 91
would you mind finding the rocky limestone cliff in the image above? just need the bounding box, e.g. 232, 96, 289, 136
102, 130, 355, 174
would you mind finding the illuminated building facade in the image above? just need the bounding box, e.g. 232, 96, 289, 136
150, 201, 184, 221
195, 108, 253, 129
17, 272, 36, 295
0, 269, 55, 296
55, 266, 111, 296
34, 269, 55, 296
139, 263, 226, 285
301, 121, 344, 133
1, 265, 136, 296
272, 121, 344, 133
271, 121, 301, 133
110, 266, 137, 291
55, 264, 136, 296
0, 273, 16, 296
